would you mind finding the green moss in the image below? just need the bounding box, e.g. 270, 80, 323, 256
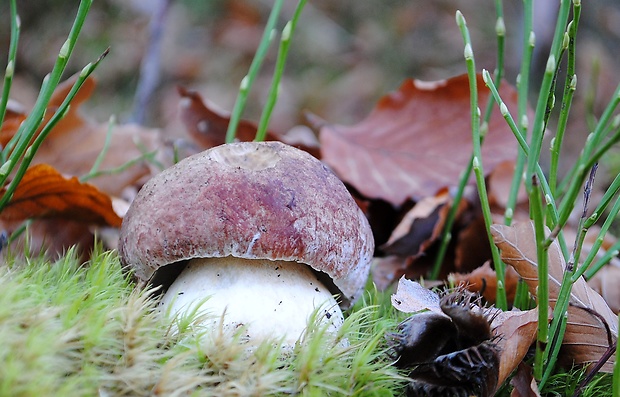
0, 248, 407, 396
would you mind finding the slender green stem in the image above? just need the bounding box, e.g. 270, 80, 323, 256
225, 0, 284, 143
456, 11, 507, 310
0, 0, 93, 193
558, 81, 620, 202
542, 164, 596, 387
430, 1, 505, 281
255, 0, 307, 142
530, 175, 549, 381
0, 55, 104, 209
525, 0, 571, 192
540, 309, 569, 387
84, 115, 116, 179
0, 0, 20, 164
586, 240, 620, 280
504, 0, 533, 227
513, 279, 532, 310
578, 174, 620, 279
550, 4, 581, 195
483, 70, 569, 258
81, 151, 157, 183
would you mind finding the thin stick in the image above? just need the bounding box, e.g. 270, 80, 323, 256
130, 0, 172, 125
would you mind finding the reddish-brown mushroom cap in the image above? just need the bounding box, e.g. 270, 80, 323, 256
118, 141, 374, 307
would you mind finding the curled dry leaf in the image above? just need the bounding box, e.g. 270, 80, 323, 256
382, 188, 453, 257
490, 307, 540, 387
491, 221, 618, 372
450, 261, 520, 304
391, 276, 443, 315
318, 74, 519, 206
0, 164, 122, 227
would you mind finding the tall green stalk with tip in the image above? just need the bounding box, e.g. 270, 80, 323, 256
0, 0, 106, 212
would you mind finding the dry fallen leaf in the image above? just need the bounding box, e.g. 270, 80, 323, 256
177, 86, 275, 148
0, 164, 122, 227
450, 261, 520, 304
0, 100, 27, 147
30, 75, 164, 197
390, 276, 443, 316
491, 221, 618, 372
178, 87, 322, 158
491, 307, 540, 387
487, 160, 528, 213
318, 73, 519, 205
588, 265, 620, 313
509, 363, 541, 397
454, 214, 493, 272
382, 188, 453, 257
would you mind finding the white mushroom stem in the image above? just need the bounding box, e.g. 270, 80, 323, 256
159, 256, 344, 343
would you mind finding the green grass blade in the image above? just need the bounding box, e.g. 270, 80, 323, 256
0, 54, 106, 209
254, 0, 307, 142
225, 0, 284, 143
0, 0, 93, 198
456, 11, 507, 310
0, 0, 20, 164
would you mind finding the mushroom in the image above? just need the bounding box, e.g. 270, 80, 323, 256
118, 141, 374, 343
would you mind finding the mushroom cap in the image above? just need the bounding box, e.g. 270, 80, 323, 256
118, 141, 374, 307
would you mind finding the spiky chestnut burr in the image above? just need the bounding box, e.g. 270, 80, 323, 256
387, 290, 501, 397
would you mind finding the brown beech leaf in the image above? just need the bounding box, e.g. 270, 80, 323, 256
491, 221, 618, 372
0, 164, 122, 227
382, 188, 453, 257
177, 86, 274, 147
588, 265, 620, 313
454, 214, 493, 272
30, 75, 163, 197
509, 363, 541, 397
318, 74, 519, 205
178, 87, 321, 158
491, 307, 540, 387
450, 261, 520, 304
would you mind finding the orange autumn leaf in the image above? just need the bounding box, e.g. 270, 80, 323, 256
318, 73, 519, 205
0, 164, 122, 227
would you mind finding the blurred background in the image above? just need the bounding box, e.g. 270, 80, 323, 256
1, 0, 620, 173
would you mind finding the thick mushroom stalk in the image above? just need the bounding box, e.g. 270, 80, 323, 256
119, 141, 374, 343
161, 257, 343, 342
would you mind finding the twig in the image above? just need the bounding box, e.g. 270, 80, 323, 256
130, 0, 172, 125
